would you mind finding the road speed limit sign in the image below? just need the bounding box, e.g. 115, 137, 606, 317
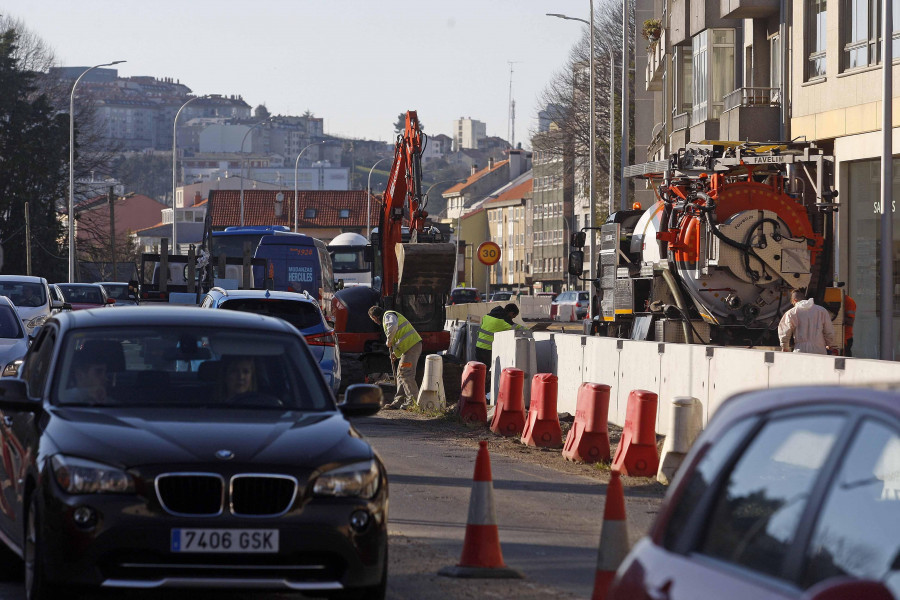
476, 241, 501, 266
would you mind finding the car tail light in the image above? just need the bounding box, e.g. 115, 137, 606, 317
306, 331, 337, 346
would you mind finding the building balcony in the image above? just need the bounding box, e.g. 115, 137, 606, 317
645, 27, 666, 92
648, 122, 666, 160
720, 0, 778, 18
721, 87, 781, 142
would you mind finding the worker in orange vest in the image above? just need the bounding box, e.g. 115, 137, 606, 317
844, 294, 857, 357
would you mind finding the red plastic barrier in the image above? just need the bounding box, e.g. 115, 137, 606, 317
520, 373, 562, 448
562, 383, 611, 463
489, 368, 526, 437
458, 361, 488, 425
611, 389, 659, 476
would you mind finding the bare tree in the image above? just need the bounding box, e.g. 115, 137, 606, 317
534, 0, 634, 216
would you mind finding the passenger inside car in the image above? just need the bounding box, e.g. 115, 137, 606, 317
221, 356, 257, 401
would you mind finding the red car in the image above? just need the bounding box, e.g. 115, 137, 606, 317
55, 283, 115, 310
610, 385, 900, 600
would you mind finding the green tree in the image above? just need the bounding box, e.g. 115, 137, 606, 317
0, 25, 68, 280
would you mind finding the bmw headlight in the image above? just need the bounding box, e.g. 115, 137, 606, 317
51, 455, 135, 494
313, 460, 379, 498
27, 314, 49, 329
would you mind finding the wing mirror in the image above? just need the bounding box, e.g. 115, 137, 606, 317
571, 231, 586, 248
339, 384, 383, 417
0, 379, 38, 411
801, 577, 895, 600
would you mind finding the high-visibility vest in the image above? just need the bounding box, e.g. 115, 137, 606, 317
384, 311, 421, 357
476, 314, 516, 351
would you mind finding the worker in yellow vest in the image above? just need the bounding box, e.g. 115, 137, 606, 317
369, 306, 423, 410
476, 303, 525, 392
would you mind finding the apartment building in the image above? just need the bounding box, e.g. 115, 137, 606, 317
485, 177, 533, 291
531, 128, 574, 292
453, 117, 487, 150
642, 0, 900, 358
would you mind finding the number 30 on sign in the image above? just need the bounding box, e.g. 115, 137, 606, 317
477, 241, 501, 266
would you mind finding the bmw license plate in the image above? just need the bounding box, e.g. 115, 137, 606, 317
171, 528, 279, 553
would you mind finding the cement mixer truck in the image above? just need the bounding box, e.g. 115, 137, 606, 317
569, 140, 847, 348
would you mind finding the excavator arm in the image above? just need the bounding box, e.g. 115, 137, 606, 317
380, 111, 427, 298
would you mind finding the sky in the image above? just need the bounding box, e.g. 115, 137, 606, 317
5, 0, 589, 148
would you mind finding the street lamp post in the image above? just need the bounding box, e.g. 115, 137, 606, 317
69, 60, 125, 282
239, 118, 272, 227
294, 141, 325, 232
172, 95, 207, 255
547, 7, 595, 316
366, 157, 390, 239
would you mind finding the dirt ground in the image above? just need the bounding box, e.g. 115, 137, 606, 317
373, 396, 669, 496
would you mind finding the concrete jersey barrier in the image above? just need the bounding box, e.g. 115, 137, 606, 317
492, 330, 900, 437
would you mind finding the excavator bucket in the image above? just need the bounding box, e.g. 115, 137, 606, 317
395, 242, 457, 296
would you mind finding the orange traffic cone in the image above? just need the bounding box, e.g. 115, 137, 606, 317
591, 470, 630, 600
438, 441, 522, 579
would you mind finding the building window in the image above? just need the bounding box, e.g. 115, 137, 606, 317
807, 0, 827, 78
692, 29, 735, 124
674, 46, 693, 117
305, 208, 317, 218
339, 209, 350, 218
841, 0, 900, 70
770, 33, 782, 102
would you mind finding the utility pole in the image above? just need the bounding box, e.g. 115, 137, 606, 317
24, 202, 31, 276
108, 187, 118, 281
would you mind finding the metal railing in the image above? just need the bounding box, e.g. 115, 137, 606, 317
723, 87, 781, 112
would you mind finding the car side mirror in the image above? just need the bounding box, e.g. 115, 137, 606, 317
28, 327, 41, 341
801, 578, 895, 600
339, 384, 383, 417
571, 231, 586, 248
568, 250, 584, 276
336, 279, 345, 291
363, 246, 374, 263
0, 379, 39, 411
128, 279, 140, 298
50, 300, 64, 311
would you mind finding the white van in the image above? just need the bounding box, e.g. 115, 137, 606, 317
0, 276, 65, 335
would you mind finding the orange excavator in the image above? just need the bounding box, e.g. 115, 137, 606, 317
332, 111, 456, 387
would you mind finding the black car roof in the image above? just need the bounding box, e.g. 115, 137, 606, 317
50, 305, 297, 334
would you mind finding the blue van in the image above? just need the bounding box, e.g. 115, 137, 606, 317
252, 233, 335, 319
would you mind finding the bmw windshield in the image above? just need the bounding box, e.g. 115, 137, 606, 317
52, 327, 333, 410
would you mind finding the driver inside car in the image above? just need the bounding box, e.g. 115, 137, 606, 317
62, 354, 109, 404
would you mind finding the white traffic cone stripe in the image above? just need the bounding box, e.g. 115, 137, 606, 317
466, 481, 498, 526
595, 519, 629, 571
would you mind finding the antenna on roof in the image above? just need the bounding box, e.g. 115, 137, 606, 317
507, 61, 521, 151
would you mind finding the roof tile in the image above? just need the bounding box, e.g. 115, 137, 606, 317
208, 190, 379, 229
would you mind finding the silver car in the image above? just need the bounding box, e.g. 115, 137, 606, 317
0, 296, 29, 373
0, 276, 64, 335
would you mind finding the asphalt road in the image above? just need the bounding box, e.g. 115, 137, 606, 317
0, 413, 663, 600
